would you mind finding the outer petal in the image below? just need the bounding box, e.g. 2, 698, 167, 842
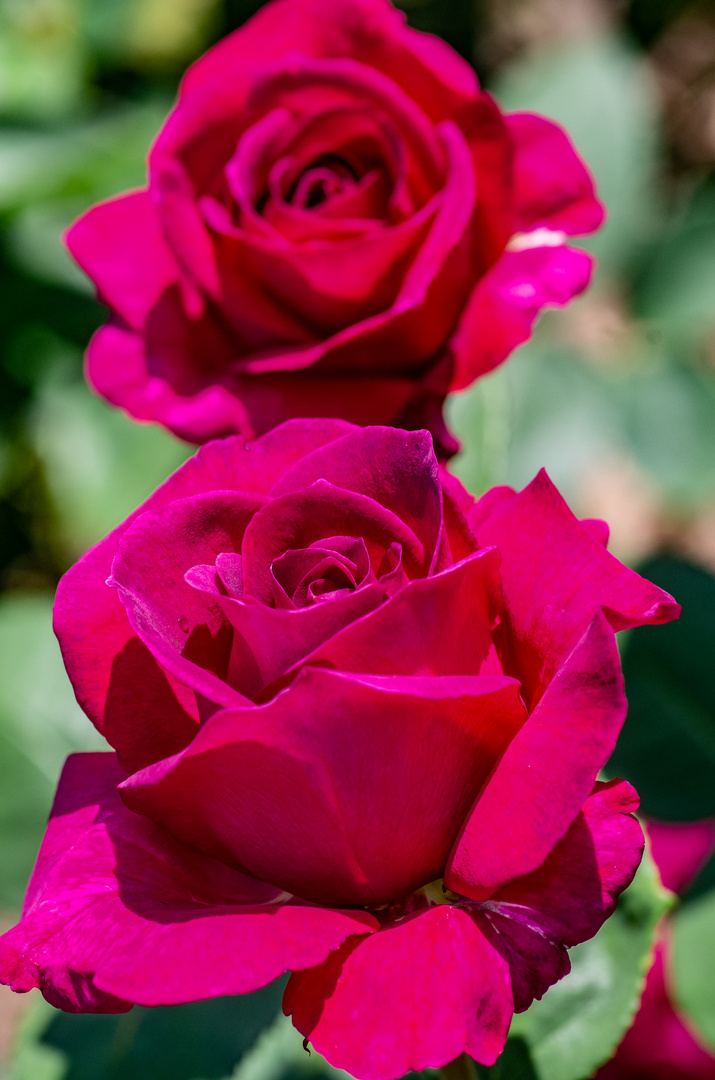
449, 244, 595, 391
65, 192, 178, 331
646, 819, 715, 896
53, 420, 355, 771
473, 469, 680, 706
110, 491, 267, 711
121, 667, 526, 908
508, 113, 605, 236
445, 612, 628, 899
481, 779, 643, 1011
284, 905, 512, 1079
0, 753, 376, 1012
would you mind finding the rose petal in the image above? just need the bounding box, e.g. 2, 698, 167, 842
480, 779, 643, 1010
445, 612, 628, 899
473, 469, 681, 705
284, 904, 512, 1079
508, 113, 605, 236
241, 480, 428, 604
110, 491, 269, 711
54, 420, 356, 770
121, 668, 526, 908
646, 819, 715, 896
273, 548, 501, 692
0, 753, 377, 1012
449, 244, 595, 390
65, 192, 178, 331
269, 427, 445, 566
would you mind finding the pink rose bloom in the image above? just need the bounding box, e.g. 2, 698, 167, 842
596, 819, 715, 1080
66, 0, 603, 453
0, 421, 677, 1079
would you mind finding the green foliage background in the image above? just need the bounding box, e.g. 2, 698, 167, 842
1, 0, 715, 1077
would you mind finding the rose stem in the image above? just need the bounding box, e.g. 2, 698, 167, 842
439, 1053, 478, 1080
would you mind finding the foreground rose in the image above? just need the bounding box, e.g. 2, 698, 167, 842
596, 819, 715, 1080
65, 0, 603, 452
1, 421, 678, 1078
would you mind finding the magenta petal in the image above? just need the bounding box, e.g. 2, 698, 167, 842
482, 779, 643, 1010
65, 192, 177, 330
111, 491, 268, 709
285, 905, 512, 1079
54, 421, 355, 770
508, 113, 605, 236
449, 245, 594, 390
269, 427, 444, 564
646, 818, 715, 896
200, 584, 387, 698
121, 668, 526, 908
241, 480, 428, 603
474, 470, 680, 705
445, 612, 628, 899
0, 753, 377, 1011
282, 548, 501, 685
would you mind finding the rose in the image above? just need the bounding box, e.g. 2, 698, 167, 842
1, 420, 678, 1078
66, 0, 603, 453
596, 819, 715, 1080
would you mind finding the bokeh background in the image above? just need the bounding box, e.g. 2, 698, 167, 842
0, 0, 714, 1077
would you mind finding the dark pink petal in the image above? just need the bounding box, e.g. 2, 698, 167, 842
275, 549, 501, 689
187, 581, 386, 699
269, 427, 445, 566
121, 668, 526, 908
581, 517, 610, 547
445, 612, 628, 899
596, 935, 715, 1080
647, 819, 715, 896
241, 480, 428, 604
54, 420, 355, 770
176, 0, 480, 140
65, 192, 177, 331
463, 92, 514, 271
110, 491, 267, 710
508, 113, 605, 236
0, 753, 376, 1012
473, 469, 681, 705
449, 245, 594, 391
285, 905, 512, 1079
480, 780, 643, 1010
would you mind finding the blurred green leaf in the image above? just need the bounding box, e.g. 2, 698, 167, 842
31, 366, 191, 559
609, 556, 715, 820
0, 589, 104, 908
672, 885, 715, 1054
491, 844, 671, 1080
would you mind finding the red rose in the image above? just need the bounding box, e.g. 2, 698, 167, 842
0, 421, 678, 1078
66, 0, 603, 452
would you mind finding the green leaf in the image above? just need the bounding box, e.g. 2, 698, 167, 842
608, 556, 715, 820
482, 843, 671, 1080
0, 591, 104, 909
31, 366, 191, 560
671, 886, 715, 1054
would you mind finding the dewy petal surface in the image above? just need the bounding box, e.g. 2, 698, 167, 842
121, 668, 526, 907
0, 753, 376, 1012
285, 905, 512, 1080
